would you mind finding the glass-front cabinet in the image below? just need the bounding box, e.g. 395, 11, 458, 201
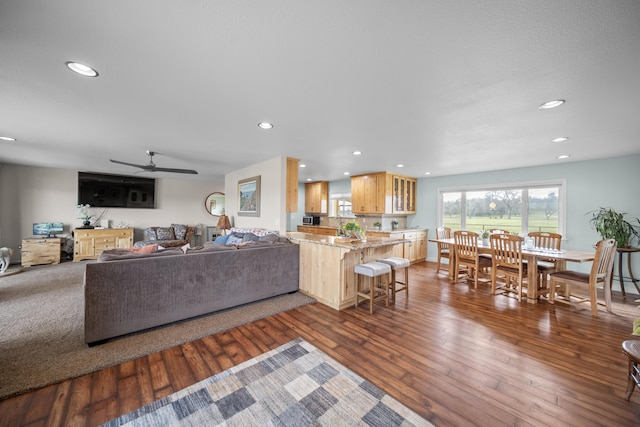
393, 175, 416, 214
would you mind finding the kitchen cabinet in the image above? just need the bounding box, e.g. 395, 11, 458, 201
73, 228, 134, 261
352, 172, 415, 215
297, 225, 337, 236
304, 181, 328, 214
393, 175, 417, 214
286, 157, 299, 213
351, 172, 392, 214
366, 229, 428, 263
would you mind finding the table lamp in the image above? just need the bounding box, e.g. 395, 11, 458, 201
216, 214, 231, 235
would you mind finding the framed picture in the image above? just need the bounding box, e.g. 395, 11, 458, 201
237, 175, 261, 217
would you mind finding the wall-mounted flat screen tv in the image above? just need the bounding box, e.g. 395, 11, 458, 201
33, 222, 64, 238
78, 172, 156, 208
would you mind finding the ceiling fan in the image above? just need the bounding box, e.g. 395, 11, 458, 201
110, 150, 198, 174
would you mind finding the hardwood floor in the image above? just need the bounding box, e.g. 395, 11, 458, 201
2, 261, 640, 426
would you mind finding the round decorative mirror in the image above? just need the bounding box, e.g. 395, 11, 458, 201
205, 192, 225, 216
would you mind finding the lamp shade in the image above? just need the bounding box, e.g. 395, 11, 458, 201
216, 214, 231, 231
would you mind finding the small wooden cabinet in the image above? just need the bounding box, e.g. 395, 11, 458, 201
304, 181, 328, 214
73, 228, 134, 261
21, 238, 61, 267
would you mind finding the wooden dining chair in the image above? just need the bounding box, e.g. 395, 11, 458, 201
548, 238, 617, 317
489, 229, 510, 235
453, 230, 492, 289
436, 226, 452, 274
528, 231, 563, 290
490, 234, 528, 302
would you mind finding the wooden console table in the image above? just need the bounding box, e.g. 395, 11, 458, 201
73, 228, 134, 261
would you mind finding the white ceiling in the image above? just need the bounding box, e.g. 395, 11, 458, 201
1, 1, 639, 183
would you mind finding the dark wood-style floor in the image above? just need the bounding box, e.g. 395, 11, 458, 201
2, 261, 640, 426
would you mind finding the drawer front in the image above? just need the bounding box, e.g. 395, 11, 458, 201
403, 232, 417, 240
94, 237, 117, 251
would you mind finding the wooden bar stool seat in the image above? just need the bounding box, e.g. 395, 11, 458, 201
377, 257, 410, 303
622, 340, 640, 400
354, 262, 391, 314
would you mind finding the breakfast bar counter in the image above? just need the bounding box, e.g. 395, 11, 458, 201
287, 232, 406, 310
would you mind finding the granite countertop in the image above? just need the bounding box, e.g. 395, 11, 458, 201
287, 232, 408, 250
298, 225, 426, 234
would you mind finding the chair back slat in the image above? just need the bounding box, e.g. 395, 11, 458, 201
454, 230, 479, 261
592, 238, 617, 282
528, 232, 562, 250
437, 227, 451, 249
490, 234, 524, 270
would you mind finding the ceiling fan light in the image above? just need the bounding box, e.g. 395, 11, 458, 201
538, 99, 565, 109
66, 61, 99, 77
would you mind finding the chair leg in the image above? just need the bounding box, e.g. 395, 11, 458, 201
549, 278, 556, 304
404, 266, 409, 298
589, 281, 598, 317
369, 277, 375, 314
389, 269, 397, 303
626, 359, 638, 401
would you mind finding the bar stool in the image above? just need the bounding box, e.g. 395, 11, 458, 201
622, 340, 640, 400
377, 257, 410, 303
354, 262, 391, 314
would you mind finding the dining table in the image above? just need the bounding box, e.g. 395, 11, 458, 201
430, 237, 596, 304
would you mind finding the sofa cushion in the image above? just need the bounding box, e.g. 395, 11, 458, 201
230, 227, 278, 237
156, 227, 176, 240
171, 224, 188, 240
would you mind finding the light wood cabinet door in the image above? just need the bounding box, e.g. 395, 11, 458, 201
351, 173, 389, 214
74, 228, 134, 261
305, 181, 328, 214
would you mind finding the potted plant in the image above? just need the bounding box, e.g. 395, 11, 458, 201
391, 220, 399, 230
341, 221, 362, 239
373, 221, 382, 231
481, 229, 490, 246
589, 207, 640, 248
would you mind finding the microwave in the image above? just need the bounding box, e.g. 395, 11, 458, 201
302, 216, 320, 225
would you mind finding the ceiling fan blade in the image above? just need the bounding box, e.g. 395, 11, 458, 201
151, 166, 199, 174
109, 159, 149, 169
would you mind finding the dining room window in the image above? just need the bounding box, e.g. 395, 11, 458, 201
438, 180, 565, 236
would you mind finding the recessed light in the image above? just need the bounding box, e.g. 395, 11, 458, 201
557, 154, 570, 159
258, 122, 273, 129
343, 172, 350, 176
396, 164, 404, 168
299, 164, 306, 168
552, 137, 569, 143
538, 99, 565, 109
0, 136, 16, 141
424, 172, 431, 175
352, 151, 362, 155
306, 178, 312, 181
65, 61, 98, 77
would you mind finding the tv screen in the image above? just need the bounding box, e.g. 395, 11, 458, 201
33, 222, 64, 237
78, 172, 155, 208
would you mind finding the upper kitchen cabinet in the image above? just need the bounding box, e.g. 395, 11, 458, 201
351, 172, 392, 214
351, 172, 416, 215
392, 175, 417, 214
305, 181, 328, 214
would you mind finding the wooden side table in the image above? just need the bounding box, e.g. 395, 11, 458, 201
615, 247, 640, 298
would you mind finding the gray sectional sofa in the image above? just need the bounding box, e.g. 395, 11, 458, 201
84, 238, 299, 346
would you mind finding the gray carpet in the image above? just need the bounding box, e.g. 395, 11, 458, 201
0, 261, 315, 399
101, 338, 434, 427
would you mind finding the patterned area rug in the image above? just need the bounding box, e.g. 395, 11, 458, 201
102, 338, 433, 427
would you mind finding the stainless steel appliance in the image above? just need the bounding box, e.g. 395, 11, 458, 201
302, 216, 320, 225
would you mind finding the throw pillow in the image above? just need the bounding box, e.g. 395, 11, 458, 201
171, 223, 188, 240
242, 232, 260, 243
157, 227, 176, 240
226, 233, 244, 244
213, 234, 230, 244
127, 244, 159, 254
143, 227, 158, 240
